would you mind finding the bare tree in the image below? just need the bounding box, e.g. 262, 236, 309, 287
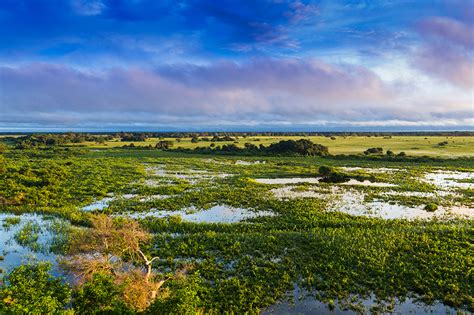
61, 214, 170, 311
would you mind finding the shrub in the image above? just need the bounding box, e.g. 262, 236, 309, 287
0, 262, 71, 314
73, 273, 132, 314
364, 147, 383, 155
424, 203, 438, 212
323, 172, 350, 183
266, 139, 329, 156
155, 141, 174, 150
318, 166, 333, 176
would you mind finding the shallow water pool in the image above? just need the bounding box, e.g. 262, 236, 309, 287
117, 205, 275, 223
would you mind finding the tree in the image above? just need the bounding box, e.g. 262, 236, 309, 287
62, 215, 168, 311
244, 143, 258, 151
155, 141, 174, 150
364, 147, 383, 155
0, 262, 71, 314
266, 139, 328, 156
318, 165, 333, 176
73, 272, 133, 314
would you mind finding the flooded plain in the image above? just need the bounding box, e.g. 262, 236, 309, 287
267, 167, 473, 220
0, 213, 69, 274
117, 205, 275, 223
263, 286, 460, 315
255, 177, 397, 187
423, 170, 474, 190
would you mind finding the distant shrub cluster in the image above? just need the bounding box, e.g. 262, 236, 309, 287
179, 139, 329, 156
11, 133, 114, 149
362, 147, 407, 158
364, 147, 384, 155
121, 140, 174, 150
319, 167, 350, 183
317, 165, 376, 183
437, 141, 449, 147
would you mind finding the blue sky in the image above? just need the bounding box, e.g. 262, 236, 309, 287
0, 0, 473, 131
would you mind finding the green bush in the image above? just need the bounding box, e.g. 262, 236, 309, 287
424, 203, 438, 212
73, 273, 133, 314
318, 165, 333, 176
0, 262, 71, 314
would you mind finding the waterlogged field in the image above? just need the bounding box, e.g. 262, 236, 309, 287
0, 142, 473, 314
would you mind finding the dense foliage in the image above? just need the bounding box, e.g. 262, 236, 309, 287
0, 149, 143, 215
0, 263, 71, 314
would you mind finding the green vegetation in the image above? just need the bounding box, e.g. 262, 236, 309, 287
0, 262, 71, 314
0, 134, 472, 313
6, 133, 474, 157
182, 139, 329, 156
424, 203, 439, 212
73, 272, 133, 314
2, 216, 21, 228
14, 222, 41, 250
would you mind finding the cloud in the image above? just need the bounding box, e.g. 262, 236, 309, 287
418, 16, 473, 48
0, 59, 388, 115
72, 0, 106, 16
1, 59, 471, 130
414, 15, 474, 89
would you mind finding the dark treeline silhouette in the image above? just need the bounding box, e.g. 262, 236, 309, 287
177, 139, 329, 156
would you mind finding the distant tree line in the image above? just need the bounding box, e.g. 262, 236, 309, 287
10, 133, 114, 149
3, 131, 473, 142
191, 135, 236, 143
177, 139, 329, 156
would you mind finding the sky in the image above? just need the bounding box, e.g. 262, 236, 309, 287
0, 0, 473, 131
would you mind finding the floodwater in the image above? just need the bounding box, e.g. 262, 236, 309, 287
255, 177, 396, 187
341, 179, 397, 187
331, 190, 473, 220
255, 177, 322, 184
271, 186, 328, 199
81, 194, 171, 211
423, 170, 474, 190
340, 167, 400, 173
81, 197, 115, 211
117, 205, 274, 223
0, 213, 67, 273
263, 286, 460, 315
235, 160, 265, 165
145, 165, 230, 185
271, 186, 473, 220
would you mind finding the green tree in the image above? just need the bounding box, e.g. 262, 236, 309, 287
0, 262, 71, 314
73, 273, 133, 314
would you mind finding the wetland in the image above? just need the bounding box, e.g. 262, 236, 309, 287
0, 134, 472, 314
